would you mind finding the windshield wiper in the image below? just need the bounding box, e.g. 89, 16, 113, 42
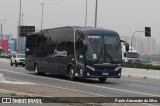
95, 37, 115, 64
95, 47, 115, 64
103, 39, 115, 63
96, 48, 114, 64
105, 50, 114, 63
95, 48, 103, 64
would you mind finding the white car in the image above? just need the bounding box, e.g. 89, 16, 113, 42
10, 53, 25, 67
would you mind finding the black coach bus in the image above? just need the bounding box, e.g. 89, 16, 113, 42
25, 26, 129, 82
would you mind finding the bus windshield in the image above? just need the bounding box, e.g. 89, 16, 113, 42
85, 35, 122, 64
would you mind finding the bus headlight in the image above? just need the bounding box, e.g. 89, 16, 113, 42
80, 69, 83, 75
86, 65, 95, 71
115, 66, 121, 71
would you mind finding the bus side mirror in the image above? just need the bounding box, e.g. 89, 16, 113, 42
77, 39, 88, 50
83, 40, 88, 50
120, 40, 129, 52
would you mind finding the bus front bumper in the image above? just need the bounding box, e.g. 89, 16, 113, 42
76, 69, 121, 79
84, 71, 121, 78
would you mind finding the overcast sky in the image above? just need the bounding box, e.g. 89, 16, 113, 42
0, 0, 160, 43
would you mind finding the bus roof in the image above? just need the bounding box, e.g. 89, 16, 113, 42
76, 27, 119, 36
27, 26, 119, 36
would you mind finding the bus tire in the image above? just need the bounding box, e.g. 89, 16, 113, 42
34, 64, 45, 75
69, 67, 76, 81
34, 64, 38, 74
98, 78, 107, 82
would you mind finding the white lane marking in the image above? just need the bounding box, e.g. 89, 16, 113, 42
129, 84, 146, 88
1, 72, 105, 97
142, 103, 160, 106
0, 64, 9, 67
0, 69, 160, 97
0, 88, 49, 97
4, 77, 105, 97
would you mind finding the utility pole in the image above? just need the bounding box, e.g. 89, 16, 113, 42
22, 13, 24, 26
0, 24, 2, 48
94, 0, 98, 28
0, 20, 6, 47
16, 21, 19, 47
0, 24, 2, 40
85, 0, 88, 27
40, 3, 45, 30
18, 0, 22, 52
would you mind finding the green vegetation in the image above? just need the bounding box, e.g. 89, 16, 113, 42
122, 63, 160, 70
0, 55, 11, 59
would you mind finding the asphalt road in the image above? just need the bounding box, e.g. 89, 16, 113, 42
0, 62, 160, 98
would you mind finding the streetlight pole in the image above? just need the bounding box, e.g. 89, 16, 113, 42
0, 23, 2, 40
85, 0, 88, 27
18, 0, 22, 52
40, 3, 45, 30
0, 23, 2, 48
21, 13, 24, 26
16, 21, 19, 39
94, 0, 98, 28
0, 20, 6, 48
0, 20, 6, 40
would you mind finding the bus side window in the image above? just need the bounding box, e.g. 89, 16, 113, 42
76, 32, 84, 63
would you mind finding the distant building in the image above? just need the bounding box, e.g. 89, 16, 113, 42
0, 40, 8, 52
0, 34, 12, 40
8, 39, 16, 51
156, 44, 160, 55
120, 36, 157, 55
0, 34, 14, 52
144, 37, 156, 55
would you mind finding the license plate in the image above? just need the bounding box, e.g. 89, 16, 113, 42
102, 73, 108, 76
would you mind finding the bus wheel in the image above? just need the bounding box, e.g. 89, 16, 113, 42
69, 67, 75, 81
98, 78, 107, 82
34, 64, 39, 74
34, 64, 44, 75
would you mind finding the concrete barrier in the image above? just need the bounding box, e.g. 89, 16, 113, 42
122, 67, 160, 79
0, 73, 6, 81
0, 58, 10, 63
